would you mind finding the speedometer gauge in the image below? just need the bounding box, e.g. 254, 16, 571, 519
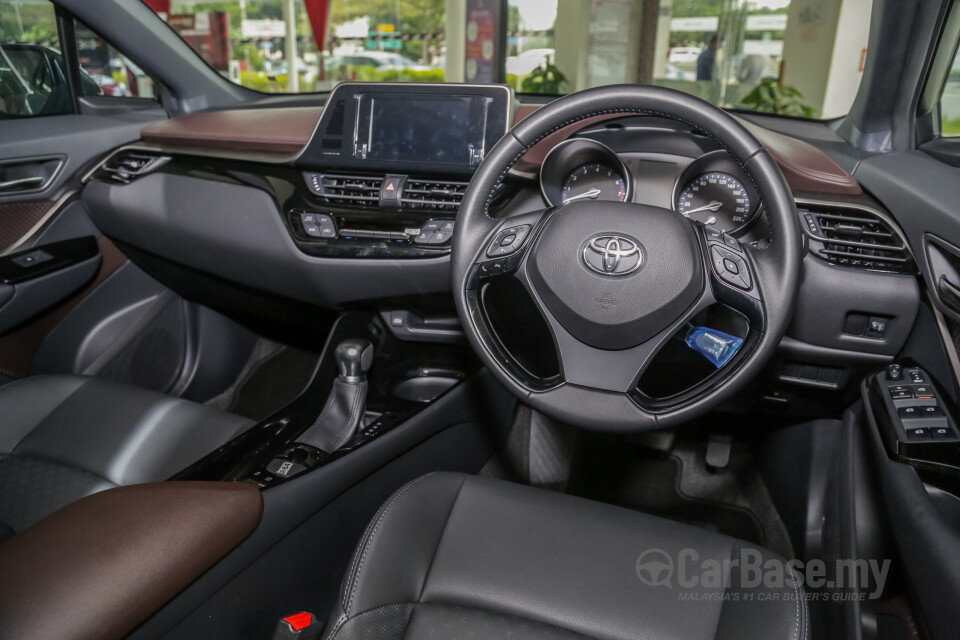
677, 172, 752, 233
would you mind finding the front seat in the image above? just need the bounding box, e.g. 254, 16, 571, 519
324, 472, 808, 640
0, 375, 253, 539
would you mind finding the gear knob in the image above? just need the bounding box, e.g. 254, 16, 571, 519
336, 339, 374, 382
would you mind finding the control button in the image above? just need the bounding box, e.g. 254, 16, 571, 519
486, 224, 531, 257
429, 231, 450, 244
889, 385, 913, 399
709, 245, 751, 290
300, 213, 317, 225
266, 458, 307, 478
885, 364, 903, 381
898, 406, 922, 419
705, 228, 724, 243
440, 220, 456, 233
907, 368, 925, 383
802, 213, 819, 234
932, 426, 955, 440
906, 428, 931, 441
913, 385, 935, 399
866, 316, 887, 339
414, 231, 432, 244
11, 249, 54, 268
722, 234, 741, 251
303, 223, 322, 237
389, 311, 404, 328
381, 176, 403, 201
478, 258, 507, 279
919, 405, 944, 417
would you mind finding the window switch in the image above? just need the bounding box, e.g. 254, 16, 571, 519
865, 316, 888, 338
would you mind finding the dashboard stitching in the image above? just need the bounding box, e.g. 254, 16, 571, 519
484, 108, 774, 251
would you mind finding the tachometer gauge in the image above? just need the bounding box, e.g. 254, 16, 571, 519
560, 163, 627, 204
677, 172, 752, 232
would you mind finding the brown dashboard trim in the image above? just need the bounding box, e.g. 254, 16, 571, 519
139, 100, 860, 195
141, 106, 321, 157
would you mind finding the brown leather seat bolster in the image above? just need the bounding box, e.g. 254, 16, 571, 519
0, 481, 263, 640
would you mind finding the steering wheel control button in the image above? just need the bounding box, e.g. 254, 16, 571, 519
709, 245, 750, 290
486, 224, 531, 257
722, 234, 741, 251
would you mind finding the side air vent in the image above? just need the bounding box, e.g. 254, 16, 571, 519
401, 179, 468, 212
799, 204, 916, 274
307, 173, 383, 206
95, 150, 169, 184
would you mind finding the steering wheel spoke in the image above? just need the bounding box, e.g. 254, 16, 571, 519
465, 208, 551, 290
699, 227, 765, 330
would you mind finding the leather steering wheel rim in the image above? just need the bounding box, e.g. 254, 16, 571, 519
452, 85, 803, 432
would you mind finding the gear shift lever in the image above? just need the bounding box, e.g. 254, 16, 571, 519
297, 339, 374, 453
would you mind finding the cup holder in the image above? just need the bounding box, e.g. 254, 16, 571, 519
390, 367, 464, 403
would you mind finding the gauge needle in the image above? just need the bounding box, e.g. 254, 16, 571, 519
682, 200, 724, 216
562, 188, 602, 204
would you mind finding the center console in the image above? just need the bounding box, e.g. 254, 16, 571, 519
286, 83, 515, 259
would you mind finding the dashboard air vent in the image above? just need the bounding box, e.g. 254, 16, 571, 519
313, 173, 383, 206
402, 179, 468, 212
96, 150, 168, 184
799, 204, 916, 274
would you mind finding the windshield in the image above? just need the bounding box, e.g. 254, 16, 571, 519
142, 0, 873, 120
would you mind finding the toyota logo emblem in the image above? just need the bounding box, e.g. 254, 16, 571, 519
582, 235, 643, 275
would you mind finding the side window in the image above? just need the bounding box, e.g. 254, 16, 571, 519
0, 1, 71, 117
943, 44, 960, 136
74, 21, 157, 100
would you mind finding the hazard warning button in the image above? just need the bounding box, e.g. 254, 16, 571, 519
381, 175, 404, 201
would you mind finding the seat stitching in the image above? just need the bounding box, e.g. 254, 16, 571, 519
343, 473, 440, 616
787, 563, 803, 640
414, 475, 467, 603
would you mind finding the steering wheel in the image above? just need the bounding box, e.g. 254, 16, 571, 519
451, 85, 803, 431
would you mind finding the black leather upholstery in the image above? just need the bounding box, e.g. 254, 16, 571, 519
0, 375, 253, 537
325, 473, 808, 640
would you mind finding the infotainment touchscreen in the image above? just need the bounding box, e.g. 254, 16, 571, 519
298, 83, 514, 175
354, 93, 491, 165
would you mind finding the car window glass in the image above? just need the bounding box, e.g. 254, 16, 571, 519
143, 0, 874, 120
75, 20, 158, 100
0, 0, 71, 118
942, 41, 960, 135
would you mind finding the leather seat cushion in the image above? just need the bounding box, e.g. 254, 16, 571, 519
324, 472, 808, 640
0, 375, 253, 534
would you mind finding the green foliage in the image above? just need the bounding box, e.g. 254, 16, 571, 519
0, 3, 58, 44
943, 117, 960, 137
741, 78, 816, 118
520, 61, 566, 95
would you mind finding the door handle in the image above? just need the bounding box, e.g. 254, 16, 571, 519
0, 176, 45, 192
937, 275, 960, 313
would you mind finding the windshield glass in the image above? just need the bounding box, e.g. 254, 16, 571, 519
141, 0, 873, 119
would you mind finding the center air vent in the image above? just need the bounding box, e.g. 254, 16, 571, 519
307, 173, 383, 205
402, 179, 468, 212
799, 204, 916, 274
94, 150, 168, 184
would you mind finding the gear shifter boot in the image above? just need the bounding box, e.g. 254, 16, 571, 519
297, 339, 373, 453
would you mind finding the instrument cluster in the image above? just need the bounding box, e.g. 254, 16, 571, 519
538, 137, 762, 235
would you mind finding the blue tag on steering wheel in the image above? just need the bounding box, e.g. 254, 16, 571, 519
684, 325, 744, 368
